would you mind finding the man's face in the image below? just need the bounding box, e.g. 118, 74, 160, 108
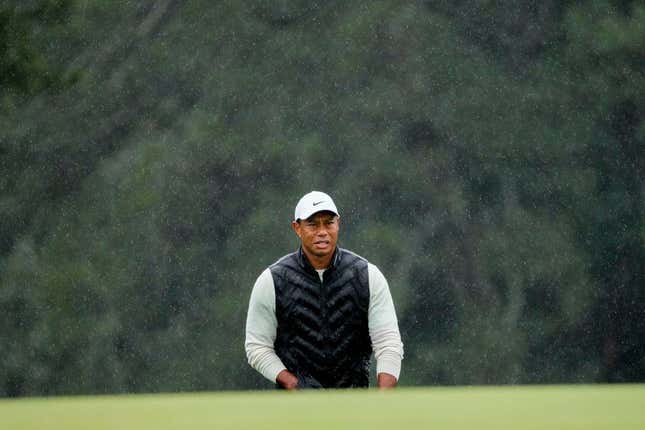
292, 211, 340, 261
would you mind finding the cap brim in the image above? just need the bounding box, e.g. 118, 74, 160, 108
296, 206, 339, 221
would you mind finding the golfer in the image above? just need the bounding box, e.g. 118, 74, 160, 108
245, 191, 403, 389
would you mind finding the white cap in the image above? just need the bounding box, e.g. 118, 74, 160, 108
293, 191, 339, 221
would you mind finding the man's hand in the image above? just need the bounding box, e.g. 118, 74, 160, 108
377, 372, 397, 389
276, 370, 299, 390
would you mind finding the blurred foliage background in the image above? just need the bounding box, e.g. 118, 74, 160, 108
1, 0, 644, 396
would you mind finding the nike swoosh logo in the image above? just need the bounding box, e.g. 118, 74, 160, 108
312, 201, 326, 206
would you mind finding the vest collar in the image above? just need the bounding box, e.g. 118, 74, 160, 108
297, 246, 341, 274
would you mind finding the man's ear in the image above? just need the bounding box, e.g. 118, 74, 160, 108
291, 220, 301, 238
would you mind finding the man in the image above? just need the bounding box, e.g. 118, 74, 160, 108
245, 191, 403, 389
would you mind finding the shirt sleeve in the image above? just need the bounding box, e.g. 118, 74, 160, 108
368, 263, 404, 380
244, 268, 287, 382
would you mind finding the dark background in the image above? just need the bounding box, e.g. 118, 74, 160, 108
1, 0, 644, 396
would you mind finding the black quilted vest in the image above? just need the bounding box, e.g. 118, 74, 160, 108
270, 247, 372, 388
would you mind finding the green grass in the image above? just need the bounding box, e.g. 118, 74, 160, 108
1, 385, 644, 430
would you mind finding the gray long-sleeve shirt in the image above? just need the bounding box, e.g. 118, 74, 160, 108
245, 263, 403, 383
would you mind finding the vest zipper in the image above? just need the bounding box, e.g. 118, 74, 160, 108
320, 272, 329, 362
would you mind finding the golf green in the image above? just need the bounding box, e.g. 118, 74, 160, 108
1, 384, 643, 429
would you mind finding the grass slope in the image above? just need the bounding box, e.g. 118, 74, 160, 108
1, 384, 643, 430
